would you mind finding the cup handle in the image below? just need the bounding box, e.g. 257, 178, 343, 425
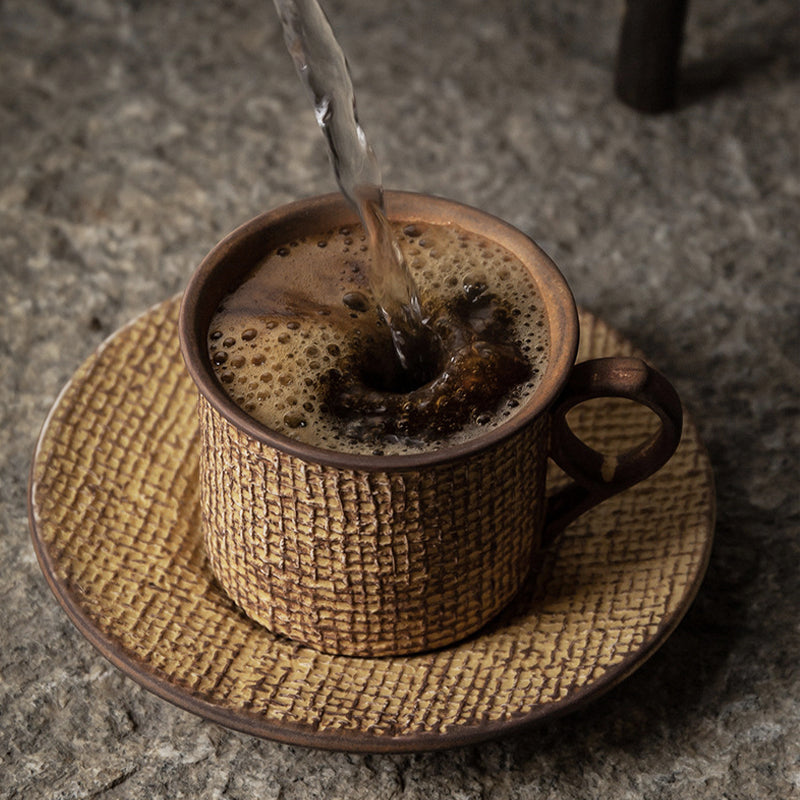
543, 356, 683, 543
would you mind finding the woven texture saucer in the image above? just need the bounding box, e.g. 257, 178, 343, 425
29, 296, 714, 752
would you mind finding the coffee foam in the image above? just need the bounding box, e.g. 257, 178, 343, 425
208, 221, 549, 455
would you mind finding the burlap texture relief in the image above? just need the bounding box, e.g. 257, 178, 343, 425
200, 395, 549, 656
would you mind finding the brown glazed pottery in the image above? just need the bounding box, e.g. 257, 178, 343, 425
178, 191, 683, 657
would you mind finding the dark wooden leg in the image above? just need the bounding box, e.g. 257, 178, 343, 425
615, 0, 689, 113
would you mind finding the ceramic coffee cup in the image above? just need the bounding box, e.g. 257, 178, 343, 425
179, 191, 683, 657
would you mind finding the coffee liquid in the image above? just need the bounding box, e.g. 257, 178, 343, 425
208, 221, 549, 455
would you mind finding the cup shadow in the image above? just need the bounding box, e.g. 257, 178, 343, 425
486, 499, 764, 762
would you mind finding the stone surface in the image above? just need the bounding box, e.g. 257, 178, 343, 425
2, 0, 798, 797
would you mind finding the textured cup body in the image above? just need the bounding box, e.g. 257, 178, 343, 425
199, 396, 550, 656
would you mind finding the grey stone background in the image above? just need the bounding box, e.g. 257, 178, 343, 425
2, 0, 798, 796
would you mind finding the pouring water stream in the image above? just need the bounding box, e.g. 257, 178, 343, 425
272, 0, 436, 385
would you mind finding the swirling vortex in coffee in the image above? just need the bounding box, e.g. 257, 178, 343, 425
208, 221, 549, 455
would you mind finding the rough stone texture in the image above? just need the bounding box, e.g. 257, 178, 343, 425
1, 0, 798, 797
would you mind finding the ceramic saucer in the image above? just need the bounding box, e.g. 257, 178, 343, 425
29, 296, 714, 752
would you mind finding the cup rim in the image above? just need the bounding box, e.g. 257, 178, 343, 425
179, 191, 579, 471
